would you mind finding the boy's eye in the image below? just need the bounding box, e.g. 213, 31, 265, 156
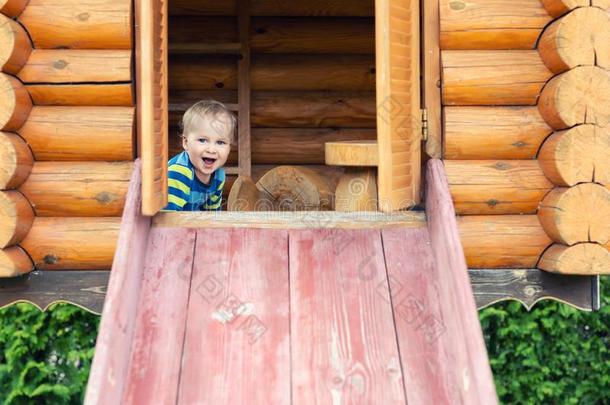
217, 140, 226, 145
198, 138, 207, 143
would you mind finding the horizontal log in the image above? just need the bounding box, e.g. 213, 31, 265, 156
170, 91, 376, 128
18, 106, 134, 161
0, 190, 33, 247
0, 132, 33, 189
169, 128, 377, 165
442, 50, 552, 105
0, 73, 31, 131
168, 0, 374, 16
19, 0, 132, 49
538, 66, 610, 129
18, 161, 132, 217
443, 106, 552, 159
538, 125, 610, 186
539, 243, 610, 275
440, 0, 551, 50
170, 16, 374, 54
17, 50, 131, 83
0, 246, 33, 277
538, 7, 610, 73
20, 217, 120, 270
457, 215, 552, 268
169, 54, 375, 91
0, 14, 31, 74
0, 0, 27, 17
445, 160, 553, 214
541, 0, 589, 18
26, 84, 134, 106
538, 184, 610, 245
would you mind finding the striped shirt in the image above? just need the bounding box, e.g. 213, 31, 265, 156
164, 151, 225, 211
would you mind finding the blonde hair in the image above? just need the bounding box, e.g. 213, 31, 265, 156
180, 100, 237, 143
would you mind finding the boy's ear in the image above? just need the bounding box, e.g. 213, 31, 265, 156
182, 135, 188, 150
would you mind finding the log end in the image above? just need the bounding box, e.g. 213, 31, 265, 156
0, 190, 33, 248
228, 176, 274, 211
0, 0, 28, 18
538, 183, 610, 245
538, 125, 610, 186
539, 242, 610, 274
0, 73, 32, 131
538, 66, 610, 129
0, 245, 33, 277
0, 14, 32, 74
0, 132, 33, 189
539, 7, 610, 73
541, 0, 589, 18
334, 168, 377, 212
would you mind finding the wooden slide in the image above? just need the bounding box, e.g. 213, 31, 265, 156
84, 159, 498, 404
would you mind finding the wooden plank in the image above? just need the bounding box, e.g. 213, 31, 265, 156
289, 229, 407, 404
85, 159, 151, 404
138, 0, 169, 215
26, 84, 134, 106
153, 210, 427, 229
177, 229, 290, 404
237, 0, 251, 176
121, 227, 196, 404
469, 269, 597, 311
424, 158, 498, 403
0, 270, 109, 314
376, 0, 421, 211
423, 0, 442, 158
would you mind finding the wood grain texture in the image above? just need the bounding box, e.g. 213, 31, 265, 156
325, 140, 378, 167
458, 215, 553, 268
168, 0, 374, 16
538, 243, 610, 275
445, 160, 553, 214
0, 270, 110, 313
18, 162, 132, 217
376, 0, 421, 211
440, 0, 551, 50
177, 229, 290, 404
237, 0, 252, 176
121, 227, 196, 405
0, 245, 34, 277
423, 0, 442, 158
26, 84, 134, 106
538, 125, 610, 186
19, 0, 132, 50
0, 0, 27, 17
0, 73, 32, 131
442, 50, 552, 105
20, 217, 120, 270
424, 159, 498, 403
541, 0, 589, 18
538, 66, 610, 129
85, 159, 151, 405
0, 190, 33, 247
0, 132, 33, 190
334, 168, 378, 212
469, 269, 596, 311
538, 6, 610, 73
0, 14, 31, 74
138, 0, 169, 215
18, 107, 134, 161
289, 229, 407, 404
17, 50, 131, 83
443, 107, 552, 160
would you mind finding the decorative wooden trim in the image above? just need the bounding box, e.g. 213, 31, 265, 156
469, 269, 599, 311
423, 0, 442, 158
0, 270, 110, 315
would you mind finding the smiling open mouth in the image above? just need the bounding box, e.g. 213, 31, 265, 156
202, 158, 217, 165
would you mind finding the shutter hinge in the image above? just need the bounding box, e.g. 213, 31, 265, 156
421, 108, 428, 142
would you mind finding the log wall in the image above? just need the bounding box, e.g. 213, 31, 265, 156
441, 0, 610, 273
0, 0, 134, 276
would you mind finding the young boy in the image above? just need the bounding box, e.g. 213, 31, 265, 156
164, 100, 236, 211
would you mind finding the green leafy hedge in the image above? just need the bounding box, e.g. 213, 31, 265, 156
0, 278, 608, 404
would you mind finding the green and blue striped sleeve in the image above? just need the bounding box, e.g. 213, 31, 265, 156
165, 164, 192, 211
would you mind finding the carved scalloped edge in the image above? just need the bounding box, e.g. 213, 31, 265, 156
476, 295, 594, 312
0, 299, 102, 315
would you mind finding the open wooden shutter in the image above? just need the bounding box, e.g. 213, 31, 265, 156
375, 0, 421, 212
137, 0, 169, 215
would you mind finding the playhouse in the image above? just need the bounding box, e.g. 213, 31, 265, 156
0, 0, 609, 403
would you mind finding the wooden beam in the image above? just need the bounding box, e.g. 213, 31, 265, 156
237, 0, 251, 176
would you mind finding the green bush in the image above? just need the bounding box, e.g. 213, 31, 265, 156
0, 303, 99, 404
0, 278, 607, 404
480, 276, 609, 404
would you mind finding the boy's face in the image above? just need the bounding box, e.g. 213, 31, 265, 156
182, 114, 232, 182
